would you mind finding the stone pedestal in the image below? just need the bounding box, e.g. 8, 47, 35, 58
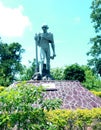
27, 80, 101, 109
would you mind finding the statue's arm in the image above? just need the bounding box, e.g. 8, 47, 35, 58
50, 34, 56, 58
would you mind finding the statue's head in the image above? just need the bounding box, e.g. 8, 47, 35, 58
41, 24, 49, 29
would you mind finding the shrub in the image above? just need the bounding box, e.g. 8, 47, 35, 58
0, 86, 5, 92
46, 108, 101, 129
91, 91, 101, 98
64, 64, 85, 82
0, 82, 61, 130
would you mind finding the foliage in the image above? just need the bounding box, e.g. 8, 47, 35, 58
87, 0, 101, 76
19, 59, 36, 81
64, 64, 85, 82
90, 0, 101, 32
82, 66, 101, 90
51, 65, 101, 91
0, 42, 24, 86
95, 58, 101, 75
0, 82, 101, 129
87, 36, 101, 75
46, 108, 101, 130
0, 82, 61, 130
51, 67, 64, 80
91, 90, 101, 98
0, 86, 5, 92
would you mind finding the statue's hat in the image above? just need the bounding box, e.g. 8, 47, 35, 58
41, 24, 49, 29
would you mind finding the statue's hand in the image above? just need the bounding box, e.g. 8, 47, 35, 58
50, 56, 54, 59
50, 54, 56, 59
53, 54, 56, 57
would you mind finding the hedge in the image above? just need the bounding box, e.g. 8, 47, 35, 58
46, 108, 101, 129
91, 91, 101, 98
0, 86, 5, 92
0, 108, 101, 130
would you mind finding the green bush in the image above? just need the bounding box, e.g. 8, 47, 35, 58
0, 86, 5, 92
0, 82, 61, 130
51, 67, 64, 80
64, 64, 85, 82
46, 108, 101, 130
82, 66, 101, 90
91, 90, 101, 98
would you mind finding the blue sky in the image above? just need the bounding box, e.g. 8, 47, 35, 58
0, 0, 95, 68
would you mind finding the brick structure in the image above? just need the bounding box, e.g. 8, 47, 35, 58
28, 80, 101, 109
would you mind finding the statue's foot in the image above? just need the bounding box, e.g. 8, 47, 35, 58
42, 74, 54, 80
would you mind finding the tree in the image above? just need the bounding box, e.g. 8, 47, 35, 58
51, 67, 64, 80
19, 59, 36, 81
64, 64, 85, 82
87, 0, 101, 75
82, 65, 101, 90
0, 42, 24, 86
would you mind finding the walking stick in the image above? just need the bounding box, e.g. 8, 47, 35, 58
35, 34, 39, 72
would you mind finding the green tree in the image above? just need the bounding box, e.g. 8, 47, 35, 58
51, 67, 64, 80
82, 66, 101, 90
87, 0, 101, 75
0, 42, 24, 86
19, 59, 36, 81
64, 64, 85, 82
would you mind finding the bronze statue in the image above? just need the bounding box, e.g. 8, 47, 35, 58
34, 24, 56, 79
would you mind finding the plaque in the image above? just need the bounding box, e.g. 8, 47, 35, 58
42, 83, 57, 91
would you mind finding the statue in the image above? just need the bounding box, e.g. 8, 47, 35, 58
33, 24, 56, 80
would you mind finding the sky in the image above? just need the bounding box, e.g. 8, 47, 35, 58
0, 0, 95, 69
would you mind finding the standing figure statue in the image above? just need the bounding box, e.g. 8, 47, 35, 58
34, 24, 56, 79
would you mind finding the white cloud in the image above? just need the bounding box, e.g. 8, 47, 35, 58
0, 2, 32, 37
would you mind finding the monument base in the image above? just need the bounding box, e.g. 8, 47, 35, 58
11, 80, 101, 109
27, 80, 101, 109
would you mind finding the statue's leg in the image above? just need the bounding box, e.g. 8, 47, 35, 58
46, 49, 50, 75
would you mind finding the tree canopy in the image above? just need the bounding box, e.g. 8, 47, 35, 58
0, 42, 24, 86
87, 0, 101, 75
19, 59, 36, 81
51, 67, 64, 80
64, 64, 85, 82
